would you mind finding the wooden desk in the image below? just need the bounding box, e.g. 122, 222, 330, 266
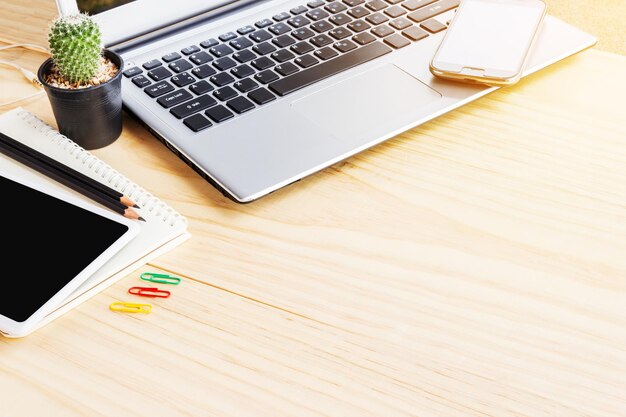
1, 4, 626, 416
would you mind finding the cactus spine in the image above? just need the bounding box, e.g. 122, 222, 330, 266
48, 14, 102, 84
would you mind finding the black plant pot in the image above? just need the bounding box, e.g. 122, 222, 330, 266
38, 49, 124, 150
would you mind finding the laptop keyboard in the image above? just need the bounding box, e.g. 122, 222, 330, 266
123, 0, 459, 132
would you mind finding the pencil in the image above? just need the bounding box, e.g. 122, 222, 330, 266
0, 134, 145, 222
0, 132, 139, 208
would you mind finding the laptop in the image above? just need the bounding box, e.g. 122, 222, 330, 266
62, 0, 595, 202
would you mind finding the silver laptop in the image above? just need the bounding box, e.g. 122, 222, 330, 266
62, 0, 595, 202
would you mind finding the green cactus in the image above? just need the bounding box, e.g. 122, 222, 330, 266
48, 14, 102, 84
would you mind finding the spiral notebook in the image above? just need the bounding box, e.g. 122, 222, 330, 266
0, 108, 190, 336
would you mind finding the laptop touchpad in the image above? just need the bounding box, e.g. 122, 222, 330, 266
292, 64, 442, 141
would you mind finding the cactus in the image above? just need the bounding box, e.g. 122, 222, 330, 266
48, 14, 102, 84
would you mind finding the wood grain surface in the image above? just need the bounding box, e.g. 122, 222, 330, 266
1, 2, 626, 416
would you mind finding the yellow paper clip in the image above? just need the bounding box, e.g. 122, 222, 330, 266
109, 302, 152, 314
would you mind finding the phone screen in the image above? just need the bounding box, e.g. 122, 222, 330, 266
433, 0, 545, 78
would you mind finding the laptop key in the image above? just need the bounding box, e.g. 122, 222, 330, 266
123, 66, 142, 77
213, 86, 238, 101
213, 56, 237, 71
189, 51, 213, 65
407, 0, 459, 22
209, 44, 234, 57
230, 37, 254, 50
271, 49, 296, 63
329, 12, 352, 25
347, 19, 371, 32
401, 0, 436, 11
371, 24, 394, 37
132, 75, 151, 87
384, 33, 411, 48
385, 5, 406, 17
231, 64, 255, 78
255, 69, 279, 84
311, 34, 333, 47
142, 59, 162, 70
200, 38, 219, 49
171, 94, 218, 119
420, 18, 447, 33
253, 41, 277, 55
144, 80, 174, 98
348, 6, 370, 18
255, 18, 274, 28
311, 20, 334, 33
287, 16, 311, 28
148, 66, 173, 81
294, 54, 319, 68
183, 113, 212, 132
181, 45, 200, 55
292, 28, 315, 40
237, 25, 255, 35
169, 59, 193, 73
234, 78, 259, 93
329, 27, 352, 39
219, 32, 237, 41
273, 34, 297, 47
307, 9, 329, 20
250, 29, 273, 42
307, 0, 325, 7
402, 25, 428, 40
290, 5, 309, 15
227, 96, 255, 114
366, 0, 388, 10
268, 22, 291, 36
314, 46, 339, 60
268, 41, 391, 96
390, 17, 412, 29
205, 105, 234, 123
366, 12, 389, 25
344, 0, 365, 6
273, 12, 291, 21
210, 72, 236, 87
275, 61, 300, 76
157, 89, 193, 108
189, 80, 214, 95
291, 41, 315, 55
233, 49, 257, 63
192, 64, 217, 79
353, 32, 376, 44
171, 72, 196, 87
251, 56, 275, 70
334, 39, 358, 52
248, 87, 276, 105
162, 52, 182, 62
326, 2, 348, 13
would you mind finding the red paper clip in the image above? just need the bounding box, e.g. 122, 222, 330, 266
128, 286, 171, 298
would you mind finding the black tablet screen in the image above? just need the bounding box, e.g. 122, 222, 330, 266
1, 175, 129, 322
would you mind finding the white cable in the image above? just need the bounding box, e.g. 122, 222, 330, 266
0, 43, 48, 107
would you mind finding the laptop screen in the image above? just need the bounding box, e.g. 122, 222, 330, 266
77, 0, 136, 15
72, 0, 243, 46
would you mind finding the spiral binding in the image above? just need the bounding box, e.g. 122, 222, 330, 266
17, 110, 187, 227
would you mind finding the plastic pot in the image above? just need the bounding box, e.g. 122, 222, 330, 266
38, 49, 124, 150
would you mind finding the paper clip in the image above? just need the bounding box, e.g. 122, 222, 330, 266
109, 302, 152, 314
140, 272, 181, 285
128, 286, 171, 298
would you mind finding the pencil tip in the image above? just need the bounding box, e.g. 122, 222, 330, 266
133, 204, 140, 208
138, 217, 146, 222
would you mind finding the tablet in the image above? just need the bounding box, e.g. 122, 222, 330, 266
0, 172, 139, 337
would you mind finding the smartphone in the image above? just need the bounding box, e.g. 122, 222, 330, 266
430, 0, 547, 86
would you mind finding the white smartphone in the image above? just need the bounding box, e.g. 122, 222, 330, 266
430, 0, 547, 86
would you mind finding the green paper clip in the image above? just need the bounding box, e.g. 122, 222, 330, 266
140, 272, 181, 285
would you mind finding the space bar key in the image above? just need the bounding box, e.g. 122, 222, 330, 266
268, 42, 393, 96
